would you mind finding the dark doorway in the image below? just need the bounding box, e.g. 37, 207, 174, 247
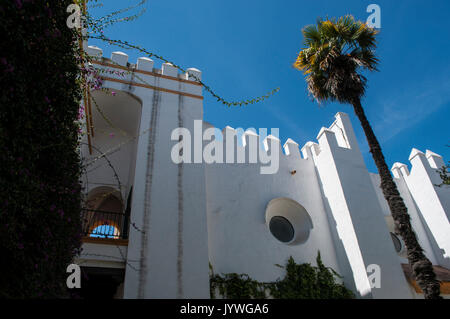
71, 266, 125, 299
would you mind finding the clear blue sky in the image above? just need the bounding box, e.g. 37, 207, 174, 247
89, 0, 450, 172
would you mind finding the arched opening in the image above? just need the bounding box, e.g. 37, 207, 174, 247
81, 90, 142, 230
82, 187, 129, 240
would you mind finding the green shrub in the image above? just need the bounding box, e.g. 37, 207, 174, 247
210, 252, 354, 299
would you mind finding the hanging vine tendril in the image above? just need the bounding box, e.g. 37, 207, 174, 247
81, 0, 280, 108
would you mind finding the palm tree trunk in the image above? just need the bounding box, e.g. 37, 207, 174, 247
351, 98, 441, 299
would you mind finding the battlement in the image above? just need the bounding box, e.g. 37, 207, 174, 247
204, 124, 306, 162
87, 43, 364, 171
85, 45, 203, 99
200, 112, 358, 166
391, 148, 446, 181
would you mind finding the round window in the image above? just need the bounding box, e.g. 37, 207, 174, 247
269, 216, 295, 243
265, 197, 313, 245
390, 232, 402, 253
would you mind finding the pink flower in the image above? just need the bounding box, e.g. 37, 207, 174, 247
15, 0, 22, 9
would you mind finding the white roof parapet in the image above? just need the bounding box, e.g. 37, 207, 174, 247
264, 134, 280, 142
162, 62, 178, 77
222, 126, 242, 163
137, 57, 154, 72
86, 45, 102, 59
222, 125, 236, 134
334, 111, 350, 119
425, 150, 445, 169
426, 150, 443, 159
391, 162, 410, 179
243, 129, 258, 138
263, 135, 281, 152
111, 51, 128, 66
243, 129, 259, 148
244, 129, 258, 134
301, 141, 321, 158
243, 130, 259, 163
316, 127, 335, 140
186, 68, 202, 82
316, 127, 339, 150
283, 138, 301, 157
284, 138, 298, 146
408, 148, 425, 161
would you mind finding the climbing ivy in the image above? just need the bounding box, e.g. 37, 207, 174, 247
210, 252, 354, 299
210, 272, 268, 299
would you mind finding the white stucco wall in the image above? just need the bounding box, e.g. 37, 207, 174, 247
76, 242, 127, 269
84, 48, 210, 299
83, 45, 449, 299
391, 150, 450, 269
205, 132, 342, 285
302, 113, 412, 298
120, 61, 210, 299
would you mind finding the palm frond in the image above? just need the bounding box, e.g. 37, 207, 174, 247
294, 15, 379, 104
302, 24, 321, 47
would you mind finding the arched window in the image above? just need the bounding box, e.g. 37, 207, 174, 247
90, 224, 121, 239
82, 188, 126, 239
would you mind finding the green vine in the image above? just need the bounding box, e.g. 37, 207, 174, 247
83, 1, 280, 107
210, 252, 354, 299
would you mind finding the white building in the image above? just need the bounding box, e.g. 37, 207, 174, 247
76, 46, 450, 299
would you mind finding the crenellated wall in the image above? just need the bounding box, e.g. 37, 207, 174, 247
85, 46, 203, 98
391, 149, 450, 269
82, 45, 449, 299
306, 113, 413, 298
202, 112, 414, 298
203, 122, 342, 287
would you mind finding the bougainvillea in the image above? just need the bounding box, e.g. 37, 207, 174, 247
0, 1, 83, 297
0, 0, 281, 298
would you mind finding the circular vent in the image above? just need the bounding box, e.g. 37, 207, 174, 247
269, 216, 295, 243
265, 197, 313, 245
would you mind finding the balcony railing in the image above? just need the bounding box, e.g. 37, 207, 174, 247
81, 208, 130, 240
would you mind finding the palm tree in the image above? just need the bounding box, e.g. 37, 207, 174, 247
294, 15, 441, 299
